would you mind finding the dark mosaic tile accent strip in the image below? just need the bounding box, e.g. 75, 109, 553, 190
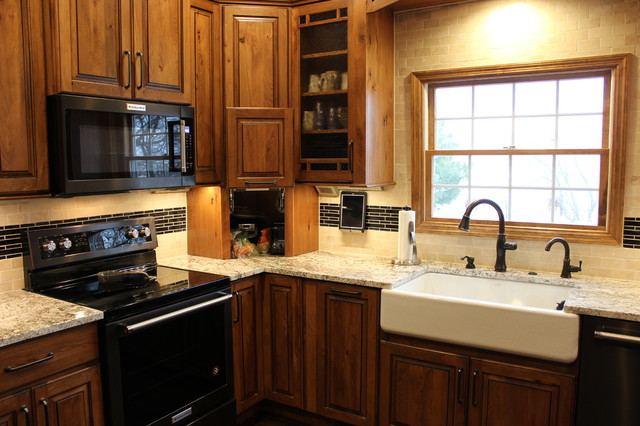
623, 217, 640, 248
0, 207, 186, 261
320, 203, 402, 232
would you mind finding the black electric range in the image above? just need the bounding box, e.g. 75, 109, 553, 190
24, 218, 235, 426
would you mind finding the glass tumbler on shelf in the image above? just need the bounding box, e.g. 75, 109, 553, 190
327, 105, 338, 130
313, 101, 326, 130
337, 106, 348, 129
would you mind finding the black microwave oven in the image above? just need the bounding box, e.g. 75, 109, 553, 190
47, 94, 195, 197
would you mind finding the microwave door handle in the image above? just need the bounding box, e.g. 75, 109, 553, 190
179, 119, 187, 173
167, 120, 184, 173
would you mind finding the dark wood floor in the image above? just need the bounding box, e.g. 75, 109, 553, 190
239, 412, 313, 426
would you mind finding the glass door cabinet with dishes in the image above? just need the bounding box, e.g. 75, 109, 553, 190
292, 0, 395, 186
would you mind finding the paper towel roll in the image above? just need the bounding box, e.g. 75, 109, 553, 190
397, 207, 415, 262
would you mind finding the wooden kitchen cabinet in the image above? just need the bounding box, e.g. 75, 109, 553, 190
262, 275, 303, 409
379, 342, 467, 426
222, 5, 290, 109
232, 276, 265, 414
223, 5, 293, 188
191, 0, 224, 184
379, 339, 576, 426
33, 367, 103, 426
0, 0, 49, 196
226, 108, 294, 188
45, 0, 192, 103
304, 279, 380, 425
292, 0, 394, 185
0, 324, 103, 426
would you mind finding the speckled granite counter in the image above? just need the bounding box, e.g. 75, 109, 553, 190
160, 251, 640, 323
0, 291, 103, 348
3, 250, 639, 349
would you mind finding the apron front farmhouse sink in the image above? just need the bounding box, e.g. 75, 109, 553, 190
381, 273, 579, 363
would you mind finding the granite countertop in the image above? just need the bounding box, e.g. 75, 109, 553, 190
0, 291, 103, 348
3, 250, 639, 349
161, 251, 640, 322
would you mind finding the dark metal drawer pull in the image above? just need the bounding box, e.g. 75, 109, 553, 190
4, 352, 54, 372
330, 288, 362, 296
594, 330, 640, 345
21, 405, 31, 426
244, 181, 277, 185
472, 369, 479, 407
456, 367, 464, 403
40, 398, 50, 426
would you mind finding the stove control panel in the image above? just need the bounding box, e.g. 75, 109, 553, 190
28, 218, 157, 269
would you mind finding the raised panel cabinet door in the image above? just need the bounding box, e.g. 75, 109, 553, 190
132, 0, 192, 103
468, 358, 575, 426
0, 390, 31, 426
379, 342, 468, 426
45, 0, 132, 98
226, 107, 294, 187
33, 366, 104, 426
232, 276, 265, 414
263, 275, 303, 408
315, 282, 379, 426
223, 5, 289, 108
0, 0, 48, 195
190, 0, 224, 184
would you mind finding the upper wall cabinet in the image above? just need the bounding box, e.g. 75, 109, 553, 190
45, 0, 192, 104
222, 5, 290, 108
223, 5, 294, 188
0, 0, 49, 196
293, 0, 394, 186
191, 0, 224, 184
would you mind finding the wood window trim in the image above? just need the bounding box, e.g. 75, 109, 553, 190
410, 54, 632, 245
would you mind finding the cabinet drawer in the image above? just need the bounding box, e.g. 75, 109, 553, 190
0, 324, 99, 394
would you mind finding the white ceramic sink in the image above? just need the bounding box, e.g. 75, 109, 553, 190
381, 273, 579, 363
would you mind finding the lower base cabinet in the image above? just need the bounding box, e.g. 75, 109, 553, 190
232, 275, 379, 425
379, 340, 575, 426
0, 324, 103, 426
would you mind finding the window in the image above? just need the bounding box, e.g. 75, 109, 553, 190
411, 55, 631, 245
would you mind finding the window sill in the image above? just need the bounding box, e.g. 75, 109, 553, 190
418, 219, 621, 246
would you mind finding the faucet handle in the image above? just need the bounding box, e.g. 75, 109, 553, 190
570, 260, 582, 273
461, 255, 476, 269
504, 241, 517, 251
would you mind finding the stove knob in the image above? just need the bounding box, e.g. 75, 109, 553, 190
59, 237, 73, 251
138, 226, 151, 238
41, 240, 57, 254
125, 228, 139, 239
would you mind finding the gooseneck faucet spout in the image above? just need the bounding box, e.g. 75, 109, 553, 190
458, 199, 517, 272
545, 237, 582, 278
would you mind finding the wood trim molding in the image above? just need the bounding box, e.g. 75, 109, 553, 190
411, 54, 632, 246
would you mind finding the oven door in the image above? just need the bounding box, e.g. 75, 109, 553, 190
102, 288, 234, 426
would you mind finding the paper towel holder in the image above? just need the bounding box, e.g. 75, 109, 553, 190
392, 206, 421, 265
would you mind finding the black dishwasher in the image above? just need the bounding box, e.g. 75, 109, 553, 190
576, 315, 640, 426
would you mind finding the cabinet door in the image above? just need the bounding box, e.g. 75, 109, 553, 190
379, 342, 467, 426
308, 280, 379, 426
132, 0, 192, 103
33, 366, 103, 426
0, 0, 48, 195
0, 390, 31, 426
45, 0, 132, 98
226, 107, 294, 188
223, 5, 289, 108
263, 275, 303, 408
232, 276, 264, 414
468, 358, 575, 426
191, 0, 224, 184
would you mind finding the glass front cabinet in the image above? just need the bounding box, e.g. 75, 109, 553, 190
292, 0, 395, 186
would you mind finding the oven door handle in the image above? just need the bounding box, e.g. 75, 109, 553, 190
121, 293, 232, 334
